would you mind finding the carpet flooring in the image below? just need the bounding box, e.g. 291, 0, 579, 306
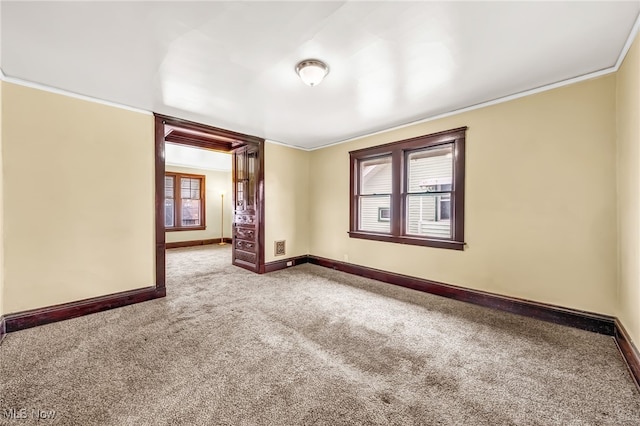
1, 245, 639, 425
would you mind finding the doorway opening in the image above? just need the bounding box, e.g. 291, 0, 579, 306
164, 144, 233, 247
154, 114, 266, 292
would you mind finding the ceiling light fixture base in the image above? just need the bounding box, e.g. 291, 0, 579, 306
295, 59, 329, 87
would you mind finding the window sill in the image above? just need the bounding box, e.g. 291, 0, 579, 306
348, 231, 465, 251
166, 226, 206, 232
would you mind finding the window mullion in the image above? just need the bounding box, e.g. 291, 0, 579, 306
175, 175, 182, 228
200, 177, 205, 229
351, 156, 359, 232
391, 150, 402, 236
453, 137, 465, 242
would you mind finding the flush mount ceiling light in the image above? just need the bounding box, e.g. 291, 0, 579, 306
295, 59, 329, 87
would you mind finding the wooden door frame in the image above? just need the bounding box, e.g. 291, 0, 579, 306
154, 113, 266, 289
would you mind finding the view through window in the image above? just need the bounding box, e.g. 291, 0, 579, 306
349, 127, 466, 250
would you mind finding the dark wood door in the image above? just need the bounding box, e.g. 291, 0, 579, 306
232, 143, 264, 273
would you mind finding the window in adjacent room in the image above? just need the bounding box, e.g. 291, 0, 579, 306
349, 127, 466, 250
165, 172, 206, 231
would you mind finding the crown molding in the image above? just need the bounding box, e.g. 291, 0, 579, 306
265, 139, 311, 151
308, 11, 640, 152
615, 10, 640, 70
0, 70, 152, 116
308, 67, 616, 151
2, 10, 638, 154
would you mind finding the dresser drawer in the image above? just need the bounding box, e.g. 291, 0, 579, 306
235, 214, 255, 225
235, 239, 256, 253
234, 227, 256, 241
235, 250, 257, 265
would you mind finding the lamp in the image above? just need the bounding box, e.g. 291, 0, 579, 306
295, 59, 329, 86
219, 190, 227, 246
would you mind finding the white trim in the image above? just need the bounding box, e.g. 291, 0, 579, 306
615, 11, 640, 70
265, 139, 310, 151
309, 68, 617, 151
308, 11, 640, 152
0, 69, 152, 116
2, 11, 638, 152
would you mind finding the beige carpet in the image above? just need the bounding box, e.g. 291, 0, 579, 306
1, 245, 639, 425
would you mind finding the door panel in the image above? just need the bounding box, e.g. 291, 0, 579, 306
232, 143, 264, 273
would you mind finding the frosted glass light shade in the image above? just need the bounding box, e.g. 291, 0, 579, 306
296, 60, 329, 86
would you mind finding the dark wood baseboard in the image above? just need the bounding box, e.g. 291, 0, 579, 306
2, 250, 638, 391
615, 319, 640, 390
4, 286, 166, 333
0, 316, 6, 345
264, 255, 309, 273
307, 255, 615, 335
166, 238, 232, 249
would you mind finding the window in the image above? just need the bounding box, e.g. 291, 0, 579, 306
349, 127, 466, 250
165, 172, 206, 231
378, 207, 391, 222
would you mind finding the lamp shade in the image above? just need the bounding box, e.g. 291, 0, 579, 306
295, 59, 329, 86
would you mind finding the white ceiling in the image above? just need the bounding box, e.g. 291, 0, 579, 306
2, 1, 639, 150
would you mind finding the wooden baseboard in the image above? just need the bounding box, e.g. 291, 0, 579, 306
264, 255, 309, 273
0, 316, 6, 345
166, 238, 232, 249
307, 255, 616, 335
4, 286, 166, 333
614, 319, 640, 390
2, 250, 638, 392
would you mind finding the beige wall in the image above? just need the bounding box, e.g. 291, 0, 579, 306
264, 142, 309, 263
0, 42, 633, 332
310, 75, 618, 315
165, 165, 232, 243
617, 32, 640, 344
2, 83, 155, 314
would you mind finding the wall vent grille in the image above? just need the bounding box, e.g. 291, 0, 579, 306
274, 240, 286, 256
